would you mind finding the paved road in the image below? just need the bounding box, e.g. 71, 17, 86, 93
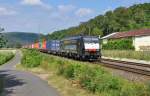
0, 50, 60, 96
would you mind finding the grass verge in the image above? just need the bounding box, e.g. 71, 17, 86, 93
0, 51, 14, 65
19, 49, 150, 96
102, 50, 150, 61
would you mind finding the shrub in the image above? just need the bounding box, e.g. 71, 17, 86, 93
63, 64, 76, 79
21, 49, 42, 68
0, 52, 14, 65
102, 38, 135, 50
56, 59, 66, 75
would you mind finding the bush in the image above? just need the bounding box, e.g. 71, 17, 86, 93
63, 64, 76, 79
56, 59, 65, 75
21, 49, 42, 68
0, 52, 14, 65
103, 38, 135, 50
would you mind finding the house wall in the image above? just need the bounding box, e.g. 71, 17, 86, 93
134, 35, 150, 51
102, 39, 108, 44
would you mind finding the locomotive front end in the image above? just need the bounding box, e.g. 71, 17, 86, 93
83, 36, 101, 60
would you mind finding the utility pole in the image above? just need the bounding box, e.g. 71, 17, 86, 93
87, 23, 91, 36
38, 23, 41, 41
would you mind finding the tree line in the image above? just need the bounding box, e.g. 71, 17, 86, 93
47, 3, 150, 40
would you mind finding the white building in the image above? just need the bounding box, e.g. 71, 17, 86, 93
101, 29, 150, 51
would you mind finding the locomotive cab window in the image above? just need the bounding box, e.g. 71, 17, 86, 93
83, 37, 99, 43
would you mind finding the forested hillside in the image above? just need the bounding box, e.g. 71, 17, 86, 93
3, 32, 43, 48
47, 3, 150, 40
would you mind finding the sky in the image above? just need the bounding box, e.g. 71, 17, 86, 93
0, 0, 149, 34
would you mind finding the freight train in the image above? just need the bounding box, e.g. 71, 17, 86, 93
23, 36, 101, 61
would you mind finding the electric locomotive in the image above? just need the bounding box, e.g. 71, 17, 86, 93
60, 36, 101, 60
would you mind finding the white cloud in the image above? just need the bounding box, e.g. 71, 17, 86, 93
21, 0, 52, 9
75, 8, 93, 17
58, 5, 75, 14
0, 7, 17, 16
21, 0, 43, 5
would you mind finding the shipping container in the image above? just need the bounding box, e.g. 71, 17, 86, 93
42, 39, 47, 49
31, 44, 34, 48
46, 40, 51, 50
34, 42, 39, 49
46, 40, 60, 53
39, 41, 43, 49
29, 44, 32, 48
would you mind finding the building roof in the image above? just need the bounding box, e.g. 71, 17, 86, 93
103, 29, 150, 39
101, 32, 118, 39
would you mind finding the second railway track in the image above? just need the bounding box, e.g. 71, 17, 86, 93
99, 58, 150, 76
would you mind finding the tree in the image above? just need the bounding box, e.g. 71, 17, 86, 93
0, 27, 7, 48
47, 3, 150, 39
92, 27, 103, 36
15, 43, 22, 48
0, 34, 7, 48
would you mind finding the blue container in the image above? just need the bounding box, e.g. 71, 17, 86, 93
46, 40, 51, 50
46, 40, 60, 52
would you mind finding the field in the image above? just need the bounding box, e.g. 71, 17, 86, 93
102, 50, 150, 61
18, 49, 150, 96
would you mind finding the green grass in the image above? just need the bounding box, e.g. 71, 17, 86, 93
21, 49, 150, 96
0, 51, 14, 65
102, 50, 150, 61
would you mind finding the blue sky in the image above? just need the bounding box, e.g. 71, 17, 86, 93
0, 0, 149, 34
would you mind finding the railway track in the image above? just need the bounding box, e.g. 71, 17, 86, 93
100, 58, 150, 76
40, 50, 150, 76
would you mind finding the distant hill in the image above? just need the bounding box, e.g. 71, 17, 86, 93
2, 32, 43, 48
47, 3, 150, 40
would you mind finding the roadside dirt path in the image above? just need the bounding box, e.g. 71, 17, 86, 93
0, 50, 59, 96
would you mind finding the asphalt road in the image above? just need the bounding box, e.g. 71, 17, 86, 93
0, 50, 60, 96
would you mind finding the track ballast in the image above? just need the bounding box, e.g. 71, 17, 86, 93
100, 58, 150, 76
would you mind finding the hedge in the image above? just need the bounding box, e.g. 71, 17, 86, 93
102, 38, 135, 50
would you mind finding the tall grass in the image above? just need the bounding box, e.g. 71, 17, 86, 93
0, 51, 14, 65
21, 49, 150, 96
102, 50, 150, 61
